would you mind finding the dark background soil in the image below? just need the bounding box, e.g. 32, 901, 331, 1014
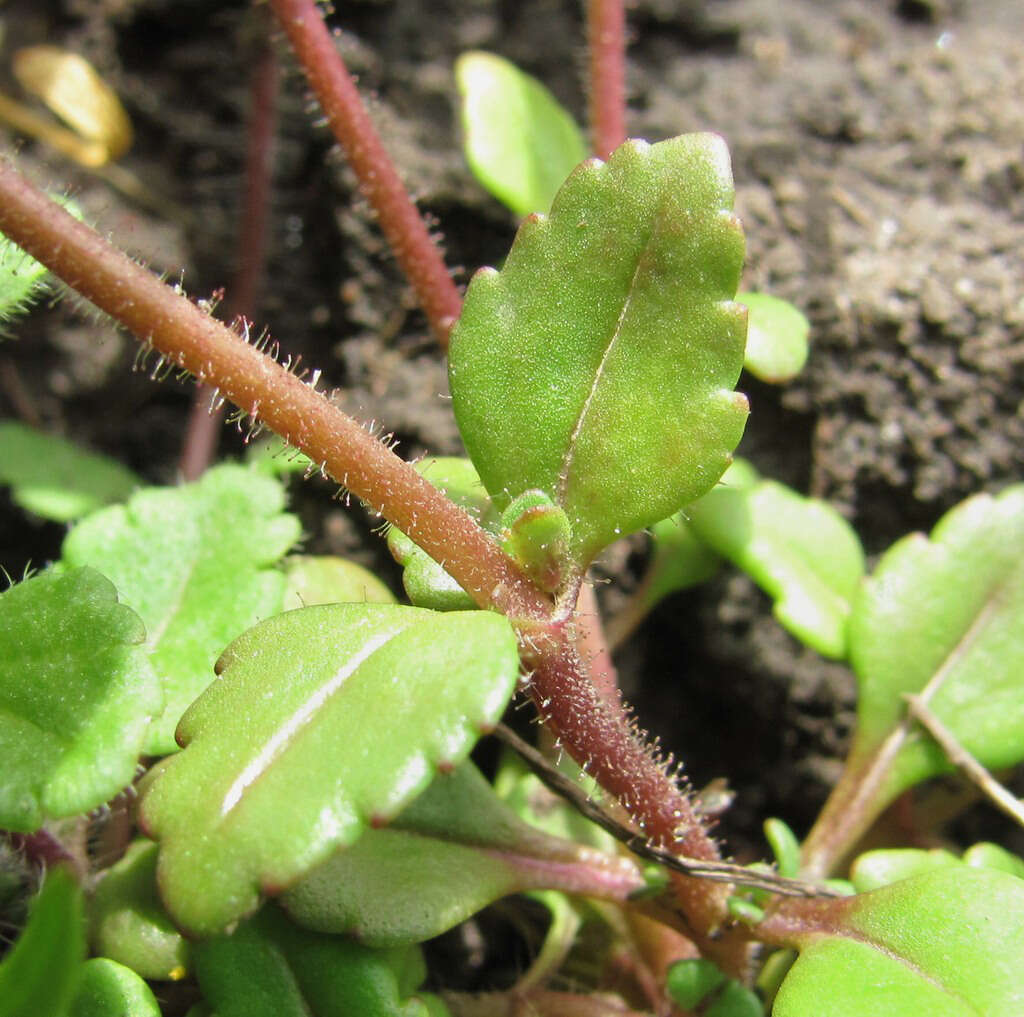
1, 0, 1022, 865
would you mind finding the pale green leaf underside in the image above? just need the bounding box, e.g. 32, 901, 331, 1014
282, 763, 640, 945
140, 604, 519, 936
686, 461, 865, 658
89, 839, 190, 981
740, 291, 809, 383
774, 868, 1024, 1016
195, 906, 433, 1017
455, 50, 586, 217
61, 464, 300, 754
0, 567, 160, 830
848, 485, 1024, 796
450, 134, 748, 567
0, 421, 139, 522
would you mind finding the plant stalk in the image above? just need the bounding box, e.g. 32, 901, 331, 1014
586, 0, 628, 159
800, 743, 903, 879
181, 25, 279, 480
526, 627, 748, 974
0, 157, 544, 621
269, 0, 462, 346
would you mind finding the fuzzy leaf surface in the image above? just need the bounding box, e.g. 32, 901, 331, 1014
139, 604, 519, 936
772, 867, 1024, 1016
61, 464, 300, 753
0, 421, 139, 522
0, 225, 51, 325
847, 486, 1024, 799
455, 51, 586, 217
687, 461, 864, 658
69, 958, 161, 1017
0, 868, 84, 1017
739, 292, 809, 383
450, 134, 748, 567
194, 905, 435, 1017
0, 567, 159, 830
281, 762, 642, 945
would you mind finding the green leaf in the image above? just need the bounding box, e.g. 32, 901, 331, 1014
643, 514, 722, 607
455, 51, 586, 217
847, 485, 1024, 800
772, 867, 1024, 1016
0, 868, 85, 1017
139, 604, 519, 936
194, 905, 434, 1017
500, 490, 571, 592
493, 748, 617, 854
387, 458, 496, 611
739, 292, 810, 383
686, 461, 865, 658
850, 842, 1024, 894
706, 982, 764, 1017
764, 818, 801, 879
666, 960, 763, 1017
281, 762, 642, 945
61, 463, 300, 753
667, 958, 726, 1009
0, 567, 160, 830
963, 842, 1024, 879
282, 555, 396, 610
850, 848, 961, 893
0, 421, 139, 522
89, 839, 190, 981
450, 134, 748, 568
68, 958, 161, 1017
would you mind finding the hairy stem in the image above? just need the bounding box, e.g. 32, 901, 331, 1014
526, 627, 748, 974
0, 158, 543, 620
586, 0, 628, 159
574, 581, 621, 708
269, 0, 462, 345
181, 25, 279, 480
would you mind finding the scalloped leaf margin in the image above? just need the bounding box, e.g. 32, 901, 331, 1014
449, 134, 748, 568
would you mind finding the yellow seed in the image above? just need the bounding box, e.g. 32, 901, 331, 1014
12, 45, 132, 164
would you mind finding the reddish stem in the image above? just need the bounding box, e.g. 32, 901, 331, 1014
8, 829, 86, 880
180, 29, 279, 480
527, 629, 747, 974
586, 0, 628, 159
574, 582, 621, 709
268, 0, 462, 345
0, 158, 542, 621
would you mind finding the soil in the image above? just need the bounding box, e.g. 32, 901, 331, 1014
1, 0, 1022, 936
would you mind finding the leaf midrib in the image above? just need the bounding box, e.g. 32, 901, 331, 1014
217, 626, 403, 820
556, 229, 652, 510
